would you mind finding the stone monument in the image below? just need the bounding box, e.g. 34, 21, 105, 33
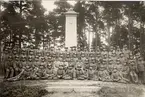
64, 8, 78, 48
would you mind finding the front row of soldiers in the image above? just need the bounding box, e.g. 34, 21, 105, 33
4, 56, 145, 85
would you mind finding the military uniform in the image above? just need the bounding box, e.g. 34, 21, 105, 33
98, 65, 110, 82
107, 59, 114, 76
44, 63, 54, 79
121, 62, 130, 83
87, 66, 95, 80
129, 60, 138, 83
64, 65, 74, 80
75, 64, 86, 80
57, 65, 65, 79
111, 67, 128, 83
5, 55, 14, 79
137, 58, 145, 84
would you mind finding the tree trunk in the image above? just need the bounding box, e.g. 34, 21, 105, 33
95, 26, 98, 52
19, 1, 22, 49
108, 25, 111, 47
0, 41, 2, 75
128, 4, 133, 51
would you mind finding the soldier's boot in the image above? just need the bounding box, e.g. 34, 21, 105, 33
9, 68, 14, 78
5, 69, 10, 79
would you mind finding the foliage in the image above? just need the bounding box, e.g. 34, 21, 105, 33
0, 1, 145, 57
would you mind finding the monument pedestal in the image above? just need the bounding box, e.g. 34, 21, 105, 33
65, 9, 78, 49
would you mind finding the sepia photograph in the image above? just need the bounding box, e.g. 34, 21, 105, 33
0, 0, 145, 97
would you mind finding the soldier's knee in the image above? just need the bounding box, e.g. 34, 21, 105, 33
6, 68, 10, 72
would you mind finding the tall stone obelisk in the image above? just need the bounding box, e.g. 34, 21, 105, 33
64, 8, 78, 48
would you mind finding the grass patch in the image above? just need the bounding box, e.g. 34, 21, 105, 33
0, 85, 48, 97
97, 86, 143, 97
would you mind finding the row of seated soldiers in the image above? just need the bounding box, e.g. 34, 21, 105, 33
4, 54, 145, 84
3, 44, 145, 84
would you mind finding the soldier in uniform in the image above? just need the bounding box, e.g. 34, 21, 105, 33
64, 65, 74, 80
28, 67, 39, 80
107, 59, 114, 76
137, 58, 145, 84
57, 65, 65, 79
43, 62, 54, 80
116, 46, 121, 58
123, 45, 130, 60
121, 59, 130, 82
111, 67, 129, 83
116, 59, 122, 72
13, 55, 21, 76
36, 64, 46, 79
4, 55, 14, 79
98, 64, 110, 82
75, 64, 86, 80
129, 60, 138, 83
111, 67, 122, 82
87, 66, 95, 80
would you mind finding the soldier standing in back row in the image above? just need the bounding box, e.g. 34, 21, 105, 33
129, 60, 138, 83
137, 57, 145, 84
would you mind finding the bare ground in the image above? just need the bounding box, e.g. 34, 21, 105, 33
0, 80, 145, 97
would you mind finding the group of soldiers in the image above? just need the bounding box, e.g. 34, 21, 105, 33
2, 44, 145, 84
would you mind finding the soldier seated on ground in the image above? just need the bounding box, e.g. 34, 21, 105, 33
4, 65, 14, 79
121, 61, 130, 82
35, 65, 46, 79
28, 67, 39, 80
43, 63, 54, 80
13, 62, 21, 77
75, 65, 86, 80
57, 65, 65, 79
98, 65, 111, 82
111, 67, 129, 83
64, 65, 74, 80
4, 55, 15, 79
107, 59, 114, 76
87, 66, 95, 80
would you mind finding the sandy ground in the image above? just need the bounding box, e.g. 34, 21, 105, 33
1, 80, 145, 97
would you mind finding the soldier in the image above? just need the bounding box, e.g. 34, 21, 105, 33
62, 59, 68, 71
4, 55, 14, 79
111, 67, 122, 82
87, 66, 95, 80
34, 55, 39, 67
64, 65, 74, 80
111, 67, 129, 83
13, 55, 21, 76
22, 65, 31, 79
43, 62, 54, 80
36, 64, 46, 79
98, 65, 110, 82
116, 46, 121, 57
116, 59, 122, 72
107, 59, 114, 76
119, 52, 125, 65
28, 67, 39, 80
73, 52, 78, 62
121, 61, 130, 83
123, 45, 130, 60
57, 65, 65, 79
111, 52, 117, 63
129, 60, 138, 83
137, 58, 145, 84
75, 64, 86, 80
